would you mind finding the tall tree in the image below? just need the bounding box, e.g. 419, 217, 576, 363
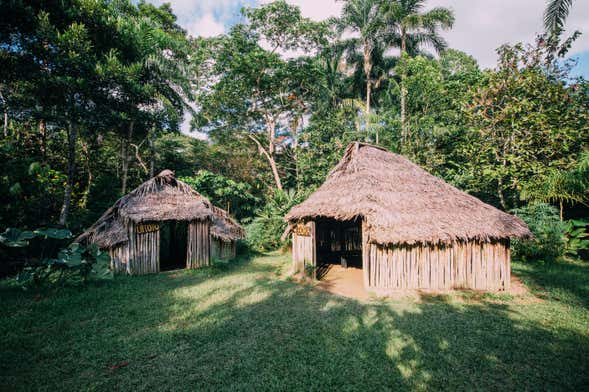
196, 1, 326, 191
385, 0, 454, 144
336, 0, 388, 122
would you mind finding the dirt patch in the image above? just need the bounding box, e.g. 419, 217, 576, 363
315, 265, 370, 301
309, 264, 539, 303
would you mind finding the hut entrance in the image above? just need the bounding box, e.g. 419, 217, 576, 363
159, 221, 188, 271
315, 218, 362, 279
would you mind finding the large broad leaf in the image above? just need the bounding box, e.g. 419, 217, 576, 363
570, 220, 589, 227
34, 228, 73, 240
0, 228, 36, 247
92, 251, 113, 279
58, 242, 83, 267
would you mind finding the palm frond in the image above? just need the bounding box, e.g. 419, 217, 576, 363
544, 0, 573, 34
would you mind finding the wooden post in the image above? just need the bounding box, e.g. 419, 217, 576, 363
362, 219, 370, 290
309, 221, 316, 280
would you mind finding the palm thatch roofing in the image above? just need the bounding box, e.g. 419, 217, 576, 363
286, 142, 532, 246
211, 206, 246, 242
78, 170, 243, 248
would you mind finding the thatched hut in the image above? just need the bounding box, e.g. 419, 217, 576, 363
285, 143, 532, 292
210, 206, 245, 261
78, 170, 244, 274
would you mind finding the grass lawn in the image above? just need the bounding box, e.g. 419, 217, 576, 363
1, 253, 589, 391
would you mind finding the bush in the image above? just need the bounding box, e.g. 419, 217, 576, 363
564, 219, 589, 259
246, 189, 307, 252
0, 227, 112, 290
16, 243, 112, 290
511, 203, 566, 262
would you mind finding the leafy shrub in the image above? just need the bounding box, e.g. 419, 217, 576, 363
564, 219, 589, 259
511, 203, 566, 262
246, 189, 307, 252
16, 243, 112, 290
180, 171, 261, 221
0, 227, 112, 289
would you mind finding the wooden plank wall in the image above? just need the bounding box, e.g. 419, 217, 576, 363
187, 220, 210, 268
366, 240, 510, 291
210, 238, 237, 260
109, 244, 130, 274
292, 221, 316, 274
125, 221, 159, 275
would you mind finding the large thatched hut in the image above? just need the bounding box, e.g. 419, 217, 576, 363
78, 170, 244, 274
285, 142, 532, 292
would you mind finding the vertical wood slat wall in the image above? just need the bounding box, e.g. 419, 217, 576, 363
109, 222, 159, 275
292, 221, 316, 274
365, 240, 510, 291
187, 220, 210, 269
109, 219, 213, 274
210, 238, 237, 261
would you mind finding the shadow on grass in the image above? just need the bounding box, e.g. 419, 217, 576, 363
2, 254, 589, 391
512, 260, 589, 309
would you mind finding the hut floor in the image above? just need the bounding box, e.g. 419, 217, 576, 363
314, 265, 531, 301
315, 264, 369, 301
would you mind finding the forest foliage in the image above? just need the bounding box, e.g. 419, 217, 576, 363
1, 0, 588, 272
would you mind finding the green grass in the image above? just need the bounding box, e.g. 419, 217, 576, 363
1, 253, 589, 391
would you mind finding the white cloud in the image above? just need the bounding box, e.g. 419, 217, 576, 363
186, 13, 225, 37
260, 0, 589, 69
259, 0, 342, 21
426, 0, 589, 68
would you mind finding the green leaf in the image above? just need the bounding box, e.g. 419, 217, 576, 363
34, 228, 73, 240
0, 228, 36, 247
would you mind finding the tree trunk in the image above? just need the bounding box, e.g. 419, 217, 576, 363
149, 127, 155, 178
80, 140, 92, 208
497, 177, 507, 210
292, 115, 301, 190
247, 133, 283, 190
560, 200, 564, 221
0, 90, 7, 138
363, 41, 372, 139
59, 120, 77, 226
400, 81, 407, 144
400, 29, 408, 147
121, 120, 134, 194
39, 119, 47, 163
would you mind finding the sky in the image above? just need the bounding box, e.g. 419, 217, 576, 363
148, 0, 589, 132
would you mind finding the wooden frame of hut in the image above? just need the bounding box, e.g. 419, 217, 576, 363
78, 170, 244, 274
285, 143, 532, 292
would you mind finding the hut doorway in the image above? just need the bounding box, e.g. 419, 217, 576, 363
315, 218, 363, 279
159, 221, 188, 271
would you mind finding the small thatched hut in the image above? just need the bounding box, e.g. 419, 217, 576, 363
78, 170, 244, 274
285, 142, 532, 292
210, 206, 245, 261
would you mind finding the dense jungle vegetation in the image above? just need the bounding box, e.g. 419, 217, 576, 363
0, 0, 588, 271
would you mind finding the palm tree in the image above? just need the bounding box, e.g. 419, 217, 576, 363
521, 151, 589, 220
544, 0, 574, 35
336, 0, 389, 121
384, 0, 454, 144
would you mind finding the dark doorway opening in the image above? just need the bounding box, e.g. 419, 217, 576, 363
159, 220, 188, 271
315, 218, 362, 280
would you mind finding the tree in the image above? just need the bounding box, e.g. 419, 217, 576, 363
521, 151, 589, 220
336, 0, 389, 122
196, 1, 326, 191
544, 0, 574, 35
462, 35, 589, 210
384, 0, 454, 144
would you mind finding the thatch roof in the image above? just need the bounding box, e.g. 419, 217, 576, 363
211, 206, 246, 242
286, 142, 532, 246
79, 170, 224, 248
